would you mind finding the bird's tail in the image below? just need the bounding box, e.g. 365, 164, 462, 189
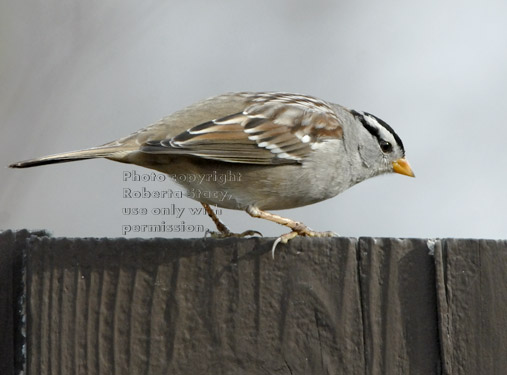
8, 145, 130, 168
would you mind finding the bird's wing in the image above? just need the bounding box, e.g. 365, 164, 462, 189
140, 92, 343, 165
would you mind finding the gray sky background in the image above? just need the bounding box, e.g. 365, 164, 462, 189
1, 0, 506, 240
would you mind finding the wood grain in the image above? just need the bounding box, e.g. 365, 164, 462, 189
0, 232, 505, 374
435, 239, 507, 375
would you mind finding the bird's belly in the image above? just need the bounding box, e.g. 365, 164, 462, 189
129, 154, 351, 211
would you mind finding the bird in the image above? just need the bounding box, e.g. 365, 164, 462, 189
9, 92, 414, 253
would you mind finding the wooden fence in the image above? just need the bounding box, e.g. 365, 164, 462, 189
1, 230, 506, 374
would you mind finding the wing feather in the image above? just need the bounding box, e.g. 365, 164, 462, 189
141, 92, 343, 165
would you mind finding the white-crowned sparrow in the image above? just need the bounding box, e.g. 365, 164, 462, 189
10, 92, 414, 251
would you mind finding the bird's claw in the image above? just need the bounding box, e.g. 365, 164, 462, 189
271, 228, 338, 259
205, 229, 263, 239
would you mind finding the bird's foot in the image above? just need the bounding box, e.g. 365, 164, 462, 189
205, 228, 263, 238
244, 206, 338, 258
201, 202, 262, 239
271, 223, 338, 258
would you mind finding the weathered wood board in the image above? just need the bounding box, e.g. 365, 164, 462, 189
1, 231, 506, 374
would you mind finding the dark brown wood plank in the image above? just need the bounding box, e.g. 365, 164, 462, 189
0, 230, 17, 375
18, 234, 507, 374
0, 230, 47, 375
358, 237, 441, 375
435, 239, 507, 375
25, 236, 365, 375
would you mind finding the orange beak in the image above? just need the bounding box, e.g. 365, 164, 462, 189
392, 158, 415, 177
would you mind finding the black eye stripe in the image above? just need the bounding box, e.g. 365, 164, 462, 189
351, 110, 380, 139
363, 112, 405, 154
351, 110, 405, 155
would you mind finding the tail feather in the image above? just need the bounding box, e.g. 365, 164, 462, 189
8, 146, 128, 168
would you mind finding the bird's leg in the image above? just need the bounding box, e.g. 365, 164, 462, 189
202, 202, 231, 235
246, 206, 336, 236
246, 206, 337, 257
202, 203, 262, 238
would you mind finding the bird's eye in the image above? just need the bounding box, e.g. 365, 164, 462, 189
380, 140, 393, 153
